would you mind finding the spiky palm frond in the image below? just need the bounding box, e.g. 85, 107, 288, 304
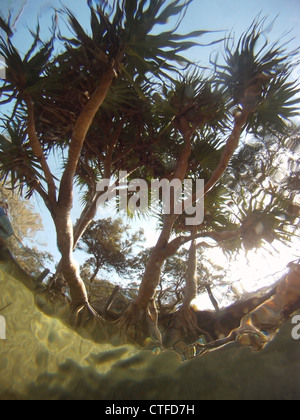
159, 71, 228, 131
0, 122, 46, 198
247, 75, 300, 137
190, 128, 226, 178
103, 0, 221, 80
1, 0, 218, 161
0, 25, 54, 99
240, 202, 298, 251
223, 128, 300, 253
0, 16, 13, 38
219, 19, 288, 100
217, 18, 300, 134
63, 0, 218, 87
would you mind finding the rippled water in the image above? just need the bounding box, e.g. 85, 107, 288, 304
0, 260, 300, 400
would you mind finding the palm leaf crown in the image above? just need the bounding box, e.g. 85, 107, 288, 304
0, 0, 217, 156
216, 18, 300, 136
0, 0, 219, 194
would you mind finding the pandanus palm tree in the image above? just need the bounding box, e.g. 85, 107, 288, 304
0, 0, 214, 319
119, 20, 300, 344
0, 4, 299, 346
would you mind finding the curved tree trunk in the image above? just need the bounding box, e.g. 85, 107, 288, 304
119, 111, 250, 345
26, 67, 116, 310
73, 196, 99, 249
162, 236, 203, 348
127, 116, 193, 314
54, 206, 88, 307
118, 214, 177, 344
135, 214, 178, 306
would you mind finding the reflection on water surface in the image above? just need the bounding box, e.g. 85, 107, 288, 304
0, 261, 300, 400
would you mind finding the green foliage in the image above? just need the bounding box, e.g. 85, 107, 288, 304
224, 126, 300, 252
0, 0, 218, 199
0, 181, 53, 277
0, 124, 46, 198
78, 218, 144, 283
91, 0, 217, 81
160, 72, 228, 130
217, 18, 300, 135
247, 75, 300, 137
0, 24, 54, 98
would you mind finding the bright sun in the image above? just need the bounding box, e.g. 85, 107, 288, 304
192, 238, 300, 310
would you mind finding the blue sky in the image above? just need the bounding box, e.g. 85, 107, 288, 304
3, 0, 300, 55
1, 0, 300, 271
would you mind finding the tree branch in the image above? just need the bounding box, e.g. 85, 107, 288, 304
146, 116, 194, 251
204, 110, 250, 195
30, 179, 56, 217
58, 67, 116, 208
172, 116, 193, 182
24, 94, 57, 206
165, 228, 242, 258
205, 283, 220, 312
72, 120, 123, 250
104, 120, 123, 179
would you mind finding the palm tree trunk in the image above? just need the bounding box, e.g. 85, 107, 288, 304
49, 68, 116, 307
119, 117, 193, 343
58, 67, 116, 208
134, 116, 193, 308
203, 110, 250, 195
121, 111, 250, 344
73, 197, 99, 249
54, 207, 88, 307
162, 236, 202, 348
182, 236, 197, 308
22, 67, 117, 309
135, 214, 178, 306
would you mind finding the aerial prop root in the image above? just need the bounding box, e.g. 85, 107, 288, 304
170, 306, 212, 345
73, 300, 105, 327
118, 300, 162, 346
179, 321, 269, 362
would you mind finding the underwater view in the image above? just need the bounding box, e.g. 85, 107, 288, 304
1, 258, 300, 400
0, 0, 300, 402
